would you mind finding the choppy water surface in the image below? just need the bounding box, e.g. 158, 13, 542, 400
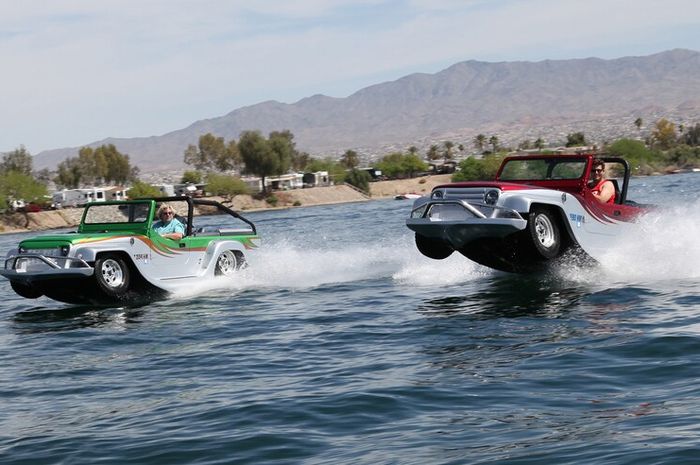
1, 173, 700, 464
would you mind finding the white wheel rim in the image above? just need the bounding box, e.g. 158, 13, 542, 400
534, 214, 555, 248
217, 251, 237, 276
101, 259, 124, 288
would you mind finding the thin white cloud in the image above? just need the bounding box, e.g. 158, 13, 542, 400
1, 0, 698, 153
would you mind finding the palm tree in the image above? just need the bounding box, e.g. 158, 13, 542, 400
443, 141, 455, 162
488, 135, 499, 154
340, 149, 359, 169
473, 134, 486, 154
427, 145, 440, 161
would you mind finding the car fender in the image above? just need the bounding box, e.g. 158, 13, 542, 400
500, 190, 564, 214
202, 240, 248, 272
75, 236, 165, 288
501, 192, 581, 244
71, 236, 141, 263
500, 195, 532, 214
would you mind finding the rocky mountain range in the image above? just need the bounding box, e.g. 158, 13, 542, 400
34, 48, 700, 173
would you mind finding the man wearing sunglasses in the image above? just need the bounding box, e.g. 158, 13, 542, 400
153, 203, 185, 240
588, 159, 616, 204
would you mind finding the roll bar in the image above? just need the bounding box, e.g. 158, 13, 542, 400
134, 196, 257, 236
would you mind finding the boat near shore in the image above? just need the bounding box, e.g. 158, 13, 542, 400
394, 193, 422, 200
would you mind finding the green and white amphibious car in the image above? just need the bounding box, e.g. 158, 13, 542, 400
1, 197, 259, 305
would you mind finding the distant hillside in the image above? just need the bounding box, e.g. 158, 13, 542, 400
34, 49, 700, 172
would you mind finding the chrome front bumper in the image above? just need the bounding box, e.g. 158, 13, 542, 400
1, 254, 94, 283
406, 199, 528, 248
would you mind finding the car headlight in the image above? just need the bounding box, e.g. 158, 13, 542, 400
411, 205, 428, 218
484, 189, 500, 205
61, 245, 70, 256
431, 190, 443, 199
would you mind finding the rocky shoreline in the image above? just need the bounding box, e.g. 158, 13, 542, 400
0, 175, 453, 235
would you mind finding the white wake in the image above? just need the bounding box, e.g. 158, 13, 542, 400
173, 199, 700, 299
171, 234, 489, 298
555, 199, 700, 284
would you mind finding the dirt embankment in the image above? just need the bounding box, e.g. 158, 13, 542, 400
0, 175, 453, 234
368, 174, 452, 198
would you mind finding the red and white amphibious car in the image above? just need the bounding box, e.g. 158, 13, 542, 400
406, 153, 651, 273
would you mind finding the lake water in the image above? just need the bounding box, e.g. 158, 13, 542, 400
1, 173, 699, 464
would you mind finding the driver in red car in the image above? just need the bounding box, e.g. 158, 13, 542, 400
588, 159, 616, 204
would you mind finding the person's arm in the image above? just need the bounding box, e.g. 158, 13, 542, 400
169, 219, 186, 240
162, 232, 183, 240
592, 180, 615, 203
159, 220, 185, 240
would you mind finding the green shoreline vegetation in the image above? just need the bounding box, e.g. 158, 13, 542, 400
454, 120, 700, 182
2, 118, 699, 232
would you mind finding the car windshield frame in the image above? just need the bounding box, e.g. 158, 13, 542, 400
498, 157, 588, 181
82, 201, 153, 225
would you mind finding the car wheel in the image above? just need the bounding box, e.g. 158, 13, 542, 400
528, 207, 561, 259
415, 233, 454, 260
215, 250, 239, 276
11, 281, 43, 299
95, 254, 131, 297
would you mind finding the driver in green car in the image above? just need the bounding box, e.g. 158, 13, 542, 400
152, 203, 185, 240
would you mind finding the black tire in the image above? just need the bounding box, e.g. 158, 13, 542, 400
215, 250, 241, 276
11, 281, 43, 299
235, 252, 248, 270
415, 233, 454, 260
95, 254, 131, 297
528, 207, 561, 259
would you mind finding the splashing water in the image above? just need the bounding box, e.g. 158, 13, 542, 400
600, 200, 700, 280
555, 199, 700, 284
176, 201, 700, 299
244, 238, 406, 288
174, 187, 700, 297
170, 233, 490, 299
392, 251, 492, 287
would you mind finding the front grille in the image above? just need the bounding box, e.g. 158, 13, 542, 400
438, 187, 488, 203
21, 248, 64, 257
432, 187, 500, 217
9, 256, 53, 273
6, 254, 89, 272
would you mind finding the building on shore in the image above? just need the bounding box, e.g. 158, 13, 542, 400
242, 171, 331, 193
52, 187, 127, 208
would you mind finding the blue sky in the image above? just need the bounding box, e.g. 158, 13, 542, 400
2, 0, 699, 154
